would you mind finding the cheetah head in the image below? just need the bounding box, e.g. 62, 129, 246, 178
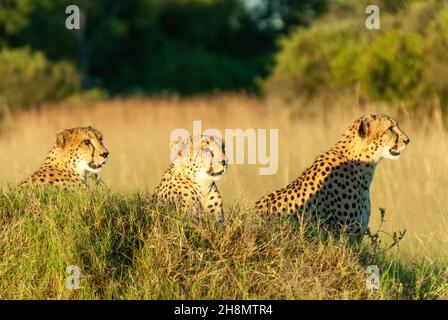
55, 126, 109, 175
171, 134, 228, 182
356, 114, 410, 161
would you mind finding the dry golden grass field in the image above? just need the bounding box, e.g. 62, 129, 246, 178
0, 94, 447, 262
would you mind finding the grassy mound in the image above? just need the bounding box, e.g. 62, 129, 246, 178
0, 187, 446, 299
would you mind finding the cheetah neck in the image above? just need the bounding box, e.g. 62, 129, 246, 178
173, 164, 215, 194
331, 133, 382, 164
191, 175, 215, 195
41, 146, 87, 181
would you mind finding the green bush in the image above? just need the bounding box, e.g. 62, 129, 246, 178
264, 0, 448, 108
265, 19, 366, 99
0, 47, 80, 110
356, 30, 424, 102
264, 1, 365, 99
422, 5, 448, 106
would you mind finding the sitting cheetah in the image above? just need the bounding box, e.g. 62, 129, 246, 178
153, 134, 228, 224
254, 114, 409, 235
20, 126, 109, 187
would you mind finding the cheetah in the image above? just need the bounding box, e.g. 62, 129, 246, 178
254, 114, 410, 235
153, 134, 228, 224
20, 126, 109, 187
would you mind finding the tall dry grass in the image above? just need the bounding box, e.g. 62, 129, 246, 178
0, 94, 447, 261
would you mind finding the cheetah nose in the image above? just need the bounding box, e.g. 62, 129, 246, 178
404, 138, 410, 145
101, 151, 109, 159
222, 159, 229, 166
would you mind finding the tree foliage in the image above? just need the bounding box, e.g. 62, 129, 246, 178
0, 0, 328, 100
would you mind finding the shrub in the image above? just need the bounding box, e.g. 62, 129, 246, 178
355, 30, 425, 102
422, 5, 448, 107
264, 0, 448, 109
0, 47, 80, 110
265, 20, 366, 100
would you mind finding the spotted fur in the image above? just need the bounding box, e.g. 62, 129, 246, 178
20, 126, 109, 187
254, 114, 410, 235
153, 134, 228, 224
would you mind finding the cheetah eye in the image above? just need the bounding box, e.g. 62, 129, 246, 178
83, 139, 91, 145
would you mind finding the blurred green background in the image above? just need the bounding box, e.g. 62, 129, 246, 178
1, 0, 448, 111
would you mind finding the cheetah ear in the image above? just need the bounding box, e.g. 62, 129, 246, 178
56, 129, 72, 148
358, 115, 373, 138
